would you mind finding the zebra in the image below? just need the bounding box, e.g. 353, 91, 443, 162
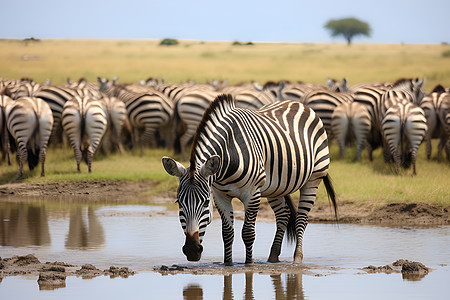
420, 86, 450, 160
331, 101, 372, 160
326, 78, 349, 92
437, 92, 450, 160
99, 78, 173, 154
98, 96, 128, 154
381, 99, 427, 174
62, 95, 108, 172
175, 84, 278, 159
5, 97, 54, 179
162, 94, 337, 265
302, 89, 354, 141
34, 85, 80, 145
0, 88, 14, 165
352, 82, 394, 160
174, 87, 220, 159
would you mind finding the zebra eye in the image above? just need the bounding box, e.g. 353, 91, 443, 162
203, 200, 209, 208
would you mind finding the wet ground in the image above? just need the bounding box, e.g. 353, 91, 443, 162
0, 197, 449, 299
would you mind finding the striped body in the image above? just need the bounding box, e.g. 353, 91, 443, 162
174, 87, 220, 158
420, 91, 450, 160
163, 94, 336, 265
100, 82, 173, 154
5, 97, 53, 179
34, 85, 78, 145
302, 89, 354, 140
0, 91, 13, 164
62, 95, 107, 172
331, 101, 372, 160
99, 96, 128, 153
381, 99, 427, 174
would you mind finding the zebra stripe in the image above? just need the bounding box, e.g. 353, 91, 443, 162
99, 96, 128, 153
163, 94, 336, 265
5, 97, 54, 179
0, 90, 13, 164
100, 80, 174, 154
62, 95, 108, 172
437, 92, 450, 160
331, 101, 372, 160
381, 99, 427, 174
174, 88, 220, 159
302, 89, 354, 140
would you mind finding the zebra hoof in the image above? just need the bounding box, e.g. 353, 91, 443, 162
268, 256, 280, 263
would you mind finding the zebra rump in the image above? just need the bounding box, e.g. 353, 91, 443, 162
331, 101, 372, 160
62, 95, 107, 172
5, 97, 54, 179
381, 100, 427, 174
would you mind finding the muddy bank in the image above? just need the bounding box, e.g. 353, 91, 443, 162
0, 180, 449, 225
0, 254, 135, 290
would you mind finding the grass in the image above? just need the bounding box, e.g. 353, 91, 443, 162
1, 39, 450, 89
0, 38, 449, 206
1, 142, 448, 206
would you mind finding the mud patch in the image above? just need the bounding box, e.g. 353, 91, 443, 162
362, 259, 431, 281
154, 262, 321, 277
0, 255, 135, 290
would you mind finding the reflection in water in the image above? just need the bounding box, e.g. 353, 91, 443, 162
0, 203, 50, 247
271, 273, 304, 300
183, 272, 304, 300
183, 284, 203, 300
65, 207, 105, 249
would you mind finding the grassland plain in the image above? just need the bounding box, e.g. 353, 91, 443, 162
1, 39, 450, 89
0, 39, 449, 224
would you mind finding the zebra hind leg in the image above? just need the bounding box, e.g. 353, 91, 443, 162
267, 195, 296, 263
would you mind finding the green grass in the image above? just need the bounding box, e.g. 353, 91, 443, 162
1, 142, 449, 206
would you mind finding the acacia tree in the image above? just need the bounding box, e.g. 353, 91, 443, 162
324, 18, 371, 45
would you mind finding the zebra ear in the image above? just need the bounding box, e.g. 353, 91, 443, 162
200, 155, 221, 178
162, 157, 187, 178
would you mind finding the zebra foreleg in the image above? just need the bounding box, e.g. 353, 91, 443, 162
267, 196, 291, 263
213, 191, 235, 265
242, 192, 261, 264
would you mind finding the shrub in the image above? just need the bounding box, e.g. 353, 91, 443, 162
159, 38, 179, 46
442, 49, 450, 58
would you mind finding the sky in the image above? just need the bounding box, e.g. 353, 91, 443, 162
1, 0, 449, 44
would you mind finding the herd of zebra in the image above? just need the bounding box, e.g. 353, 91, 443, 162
0, 76, 449, 179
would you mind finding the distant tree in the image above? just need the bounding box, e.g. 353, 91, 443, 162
324, 17, 371, 45
159, 38, 179, 46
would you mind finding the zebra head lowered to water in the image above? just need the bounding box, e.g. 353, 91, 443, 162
163, 94, 337, 265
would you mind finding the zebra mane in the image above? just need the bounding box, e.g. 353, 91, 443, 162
392, 78, 413, 88
189, 93, 235, 178
431, 84, 446, 94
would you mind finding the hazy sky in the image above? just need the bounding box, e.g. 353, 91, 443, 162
1, 0, 449, 43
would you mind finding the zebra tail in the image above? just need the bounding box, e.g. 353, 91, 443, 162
27, 112, 40, 170
284, 195, 297, 244
323, 174, 338, 223
400, 123, 412, 169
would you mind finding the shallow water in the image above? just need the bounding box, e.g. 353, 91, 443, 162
1, 199, 449, 299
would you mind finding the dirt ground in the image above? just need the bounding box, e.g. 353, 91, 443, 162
1, 179, 449, 226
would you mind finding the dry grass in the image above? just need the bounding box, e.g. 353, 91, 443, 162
1, 39, 449, 89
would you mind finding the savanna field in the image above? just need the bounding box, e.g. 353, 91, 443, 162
0, 39, 449, 206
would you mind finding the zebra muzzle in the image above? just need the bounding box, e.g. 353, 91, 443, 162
182, 232, 203, 261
